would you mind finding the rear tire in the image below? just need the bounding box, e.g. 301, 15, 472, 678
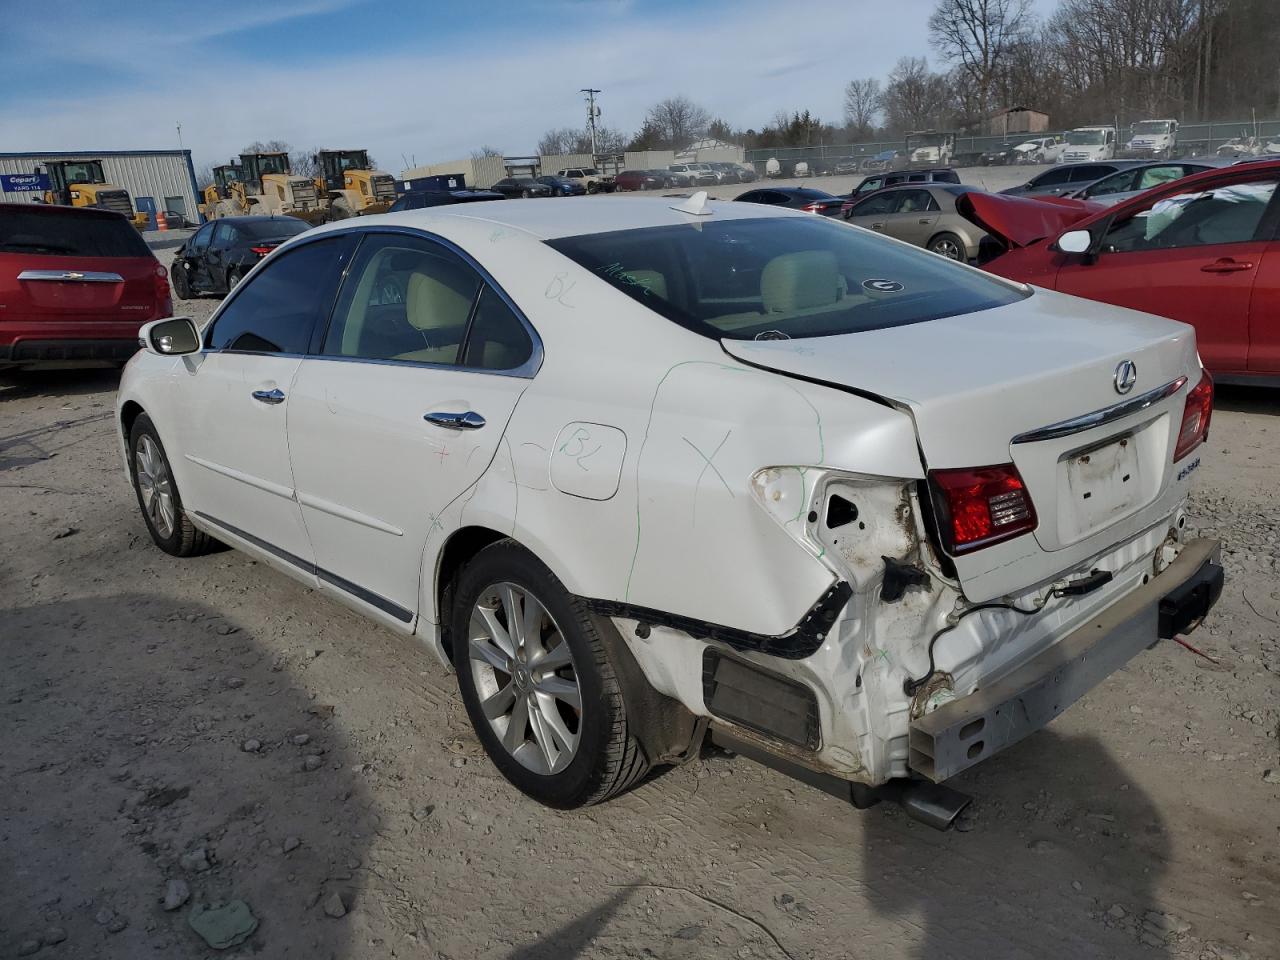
928, 232, 965, 260
128, 413, 216, 557
225, 268, 243, 293
451, 540, 650, 808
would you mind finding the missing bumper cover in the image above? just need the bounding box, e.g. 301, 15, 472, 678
585, 580, 852, 660
702, 649, 820, 749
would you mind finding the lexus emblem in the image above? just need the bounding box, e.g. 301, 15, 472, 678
1114, 359, 1138, 395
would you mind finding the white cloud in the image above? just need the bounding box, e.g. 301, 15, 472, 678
1, 0, 934, 174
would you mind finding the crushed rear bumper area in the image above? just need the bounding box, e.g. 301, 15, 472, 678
909, 538, 1223, 782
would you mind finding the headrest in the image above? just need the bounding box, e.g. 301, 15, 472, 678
761, 250, 841, 314
405, 269, 473, 331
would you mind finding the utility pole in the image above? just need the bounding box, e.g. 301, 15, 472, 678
176, 122, 183, 151
581, 88, 601, 156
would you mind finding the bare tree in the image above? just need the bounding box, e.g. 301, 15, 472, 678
929, 0, 1032, 113
881, 57, 954, 132
843, 78, 882, 134
470, 145, 504, 159
643, 95, 712, 149
537, 128, 578, 156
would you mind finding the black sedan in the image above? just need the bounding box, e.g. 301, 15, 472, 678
488, 176, 554, 199
733, 187, 841, 215
536, 175, 587, 196
389, 189, 504, 211
170, 215, 310, 298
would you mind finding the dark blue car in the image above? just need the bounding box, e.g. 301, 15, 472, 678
536, 175, 587, 197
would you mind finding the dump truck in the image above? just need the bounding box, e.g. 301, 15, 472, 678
207, 152, 326, 223
37, 159, 150, 229
316, 149, 397, 219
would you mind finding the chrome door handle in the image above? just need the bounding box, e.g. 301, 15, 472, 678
919, 218, 932, 224
252, 388, 286, 404
424, 410, 485, 430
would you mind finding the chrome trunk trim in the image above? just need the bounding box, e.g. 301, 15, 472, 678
1011, 376, 1188, 444
17, 269, 124, 283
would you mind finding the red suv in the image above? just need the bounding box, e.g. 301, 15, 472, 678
0, 203, 172, 369
968, 160, 1280, 384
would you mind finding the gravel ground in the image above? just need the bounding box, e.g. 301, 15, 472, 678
1, 208, 1277, 960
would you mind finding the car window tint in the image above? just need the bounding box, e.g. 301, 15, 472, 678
461, 287, 533, 371
322, 234, 481, 365
1136, 165, 1186, 190
206, 235, 356, 354
188, 223, 213, 253
549, 216, 1025, 341
894, 190, 934, 213
212, 222, 235, 247
1102, 179, 1279, 253
1031, 167, 1074, 187
0, 208, 152, 257
1069, 165, 1110, 182
851, 192, 899, 216
1087, 169, 1138, 196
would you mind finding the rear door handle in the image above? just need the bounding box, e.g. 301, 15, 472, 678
871, 222, 885, 229
252, 388, 286, 404
424, 410, 485, 430
1200, 258, 1254, 273
919, 218, 933, 224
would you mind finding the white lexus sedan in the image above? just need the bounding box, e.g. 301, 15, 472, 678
118, 194, 1222, 827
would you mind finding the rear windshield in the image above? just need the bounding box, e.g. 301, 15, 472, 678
548, 216, 1027, 340
238, 218, 309, 240
0, 208, 151, 257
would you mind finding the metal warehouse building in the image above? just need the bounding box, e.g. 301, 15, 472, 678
0, 149, 201, 229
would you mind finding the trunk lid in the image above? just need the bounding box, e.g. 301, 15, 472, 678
955, 191, 1101, 248
722, 288, 1201, 600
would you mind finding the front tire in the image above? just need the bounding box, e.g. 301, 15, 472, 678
128, 414, 216, 557
452, 541, 650, 808
170, 264, 191, 300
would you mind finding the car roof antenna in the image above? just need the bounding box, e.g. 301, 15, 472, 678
670, 190, 713, 217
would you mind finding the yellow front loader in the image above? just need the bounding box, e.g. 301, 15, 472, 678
206, 152, 328, 224
39, 159, 150, 229
317, 149, 397, 218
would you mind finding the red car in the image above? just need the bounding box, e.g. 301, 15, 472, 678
964, 160, 1280, 384
1, 203, 172, 369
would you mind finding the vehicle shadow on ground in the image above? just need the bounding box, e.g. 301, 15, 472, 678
1214, 383, 1280, 415
861, 729, 1173, 959
0, 594, 372, 958
0, 369, 122, 403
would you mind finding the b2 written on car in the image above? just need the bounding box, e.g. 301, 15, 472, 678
117, 192, 1222, 828
968, 159, 1280, 385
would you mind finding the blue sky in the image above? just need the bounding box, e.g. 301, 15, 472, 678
2, 0, 1033, 174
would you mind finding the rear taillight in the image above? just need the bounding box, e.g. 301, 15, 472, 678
929, 464, 1038, 555
1174, 373, 1213, 461
154, 265, 172, 317
250, 246, 274, 256
840, 201, 854, 216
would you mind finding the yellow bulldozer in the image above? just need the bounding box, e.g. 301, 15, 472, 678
206, 152, 327, 223
316, 149, 397, 218
199, 163, 243, 219
38, 159, 150, 229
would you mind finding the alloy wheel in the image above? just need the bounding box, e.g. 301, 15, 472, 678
932, 238, 963, 259
135, 435, 176, 538
468, 582, 582, 775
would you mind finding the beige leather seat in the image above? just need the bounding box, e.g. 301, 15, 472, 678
392, 268, 474, 363
760, 250, 843, 313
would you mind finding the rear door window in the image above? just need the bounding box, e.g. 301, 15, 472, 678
0, 209, 150, 257
1102, 178, 1280, 252
1030, 167, 1074, 187
205, 234, 357, 354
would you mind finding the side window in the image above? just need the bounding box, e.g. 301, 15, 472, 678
1135, 165, 1186, 190
1069, 165, 1109, 182
323, 234, 481, 365
211, 222, 235, 248
188, 223, 213, 253
1087, 170, 1138, 196
856, 177, 883, 194
852, 192, 899, 216
206, 235, 356, 354
1101, 179, 1279, 253
462, 287, 534, 371
894, 189, 934, 213
1032, 167, 1074, 187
